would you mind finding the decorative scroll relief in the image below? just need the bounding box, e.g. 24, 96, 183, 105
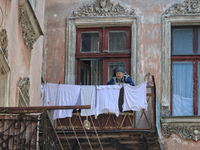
164, 0, 200, 15
0, 63, 6, 75
161, 117, 200, 141
19, 0, 43, 50
0, 29, 8, 60
0, 29, 9, 76
17, 77, 30, 106
72, 0, 135, 17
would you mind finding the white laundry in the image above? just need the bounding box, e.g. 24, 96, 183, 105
123, 81, 147, 112
40, 84, 45, 106
45, 83, 59, 106
81, 86, 96, 116
95, 85, 122, 119
53, 85, 81, 120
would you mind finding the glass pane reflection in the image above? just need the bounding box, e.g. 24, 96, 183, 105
81, 32, 99, 52
109, 30, 126, 52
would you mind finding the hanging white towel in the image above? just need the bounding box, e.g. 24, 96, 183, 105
45, 83, 59, 106
53, 85, 81, 120
123, 81, 147, 112
95, 85, 122, 119
40, 84, 45, 106
81, 86, 96, 116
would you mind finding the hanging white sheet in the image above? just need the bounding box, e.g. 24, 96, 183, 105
53, 85, 81, 120
95, 85, 121, 119
81, 86, 96, 116
123, 81, 147, 112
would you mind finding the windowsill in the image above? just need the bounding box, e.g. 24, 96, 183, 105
161, 116, 200, 141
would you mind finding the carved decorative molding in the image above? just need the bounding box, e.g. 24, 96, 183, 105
72, 0, 135, 17
161, 116, 200, 141
0, 29, 10, 75
17, 77, 30, 106
0, 63, 6, 75
19, 0, 43, 49
0, 29, 8, 60
164, 0, 200, 15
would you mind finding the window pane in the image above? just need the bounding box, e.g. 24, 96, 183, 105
109, 30, 126, 52
81, 32, 99, 52
172, 28, 193, 55
108, 62, 126, 81
81, 66, 89, 85
172, 62, 193, 116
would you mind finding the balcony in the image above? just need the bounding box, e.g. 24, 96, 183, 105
0, 73, 160, 150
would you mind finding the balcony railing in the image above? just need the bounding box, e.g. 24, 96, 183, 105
0, 73, 157, 150
0, 106, 90, 150
56, 73, 156, 132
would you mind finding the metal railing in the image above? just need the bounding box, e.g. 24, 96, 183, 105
0, 105, 90, 150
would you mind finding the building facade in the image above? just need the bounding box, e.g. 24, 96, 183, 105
0, 0, 45, 107
43, 0, 200, 149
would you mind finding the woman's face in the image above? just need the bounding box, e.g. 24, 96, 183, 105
116, 72, 124, 81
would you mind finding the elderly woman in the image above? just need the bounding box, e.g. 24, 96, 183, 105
107, 67, 135, 86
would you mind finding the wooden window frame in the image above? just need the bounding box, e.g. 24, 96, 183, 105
102, 58, 130, 85
104, 27, 131, 52
171, 26, 200, 115
77, 60, 91, 85
75, 26, 131, 85
76, 28, 103, 53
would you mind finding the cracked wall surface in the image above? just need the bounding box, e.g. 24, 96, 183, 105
43, 0, 200, 149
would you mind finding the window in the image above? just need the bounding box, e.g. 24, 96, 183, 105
76, 27, 131, 85
171, 26, 200, 116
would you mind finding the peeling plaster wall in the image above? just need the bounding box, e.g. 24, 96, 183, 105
30, 0, 45, 106
44, 0, 200, 149
0, 0, 45, 106
43, 0, 184, 100
163, 134, 200, 150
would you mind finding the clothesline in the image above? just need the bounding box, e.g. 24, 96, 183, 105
41, 82, 147, 120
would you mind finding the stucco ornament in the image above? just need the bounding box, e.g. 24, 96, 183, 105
0, 63, 6, 75
164, 0, 200, 15
17, 77, 30, 106
0, 29, 8, 60
72, 0, 135, 17
18, 0, 43, 50
162, 124, 200, 141
19, 8, 37, 49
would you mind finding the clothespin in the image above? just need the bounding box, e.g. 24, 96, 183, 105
98, 82, 99, 86
58, 81, 60, 85
80, 82, 82, 86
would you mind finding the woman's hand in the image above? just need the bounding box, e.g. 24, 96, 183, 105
115, 82, 124, 85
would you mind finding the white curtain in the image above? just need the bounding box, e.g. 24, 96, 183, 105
172, 62, 193, 116
109, 31, 126, 52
